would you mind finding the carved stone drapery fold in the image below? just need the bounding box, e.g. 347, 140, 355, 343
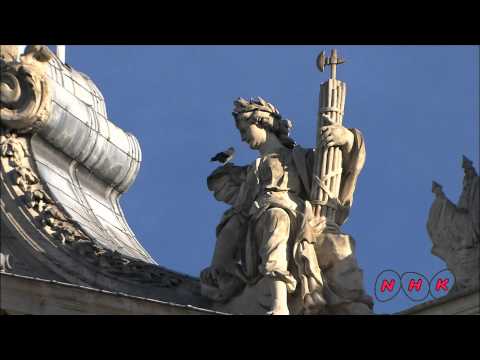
0, 45, 52, 133
427, 157, 479, 292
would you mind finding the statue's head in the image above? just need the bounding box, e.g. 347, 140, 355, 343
232, 97, 295, 150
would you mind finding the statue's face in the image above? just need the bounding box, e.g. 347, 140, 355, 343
236, 117, 267, 150
236, 120, 265, 150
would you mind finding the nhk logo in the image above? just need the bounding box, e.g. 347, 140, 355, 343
374, 269, 455, 302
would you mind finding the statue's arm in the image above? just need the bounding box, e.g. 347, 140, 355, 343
340, 128, 366, 189
297, 127, 365, 225
305, 126, 365, 194
337, 128, 366, 224
207, 163, 249, 205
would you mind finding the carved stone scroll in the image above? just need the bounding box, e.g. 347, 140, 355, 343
0, 45, 52, 132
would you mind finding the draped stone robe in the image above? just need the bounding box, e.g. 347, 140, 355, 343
427, 170, 479, 290
205, 129, 369, 313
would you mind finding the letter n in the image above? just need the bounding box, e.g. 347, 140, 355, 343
381, 279, 396, 292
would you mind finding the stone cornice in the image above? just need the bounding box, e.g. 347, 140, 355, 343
0, 272, 225, 315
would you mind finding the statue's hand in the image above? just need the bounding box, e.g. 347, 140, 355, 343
321, 125, 354, 151
309, 216, 327, 238
200, 266, 221, 286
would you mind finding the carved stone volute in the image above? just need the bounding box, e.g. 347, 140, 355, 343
0, 45, 52, 132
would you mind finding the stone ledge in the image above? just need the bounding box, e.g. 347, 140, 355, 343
0, 272, 228, 315
396, 287, 479, 315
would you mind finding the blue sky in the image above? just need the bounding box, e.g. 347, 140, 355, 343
61, 45, 478, 314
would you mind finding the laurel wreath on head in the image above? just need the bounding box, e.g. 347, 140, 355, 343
232, 97, 295, 149
233, 97, 282, 119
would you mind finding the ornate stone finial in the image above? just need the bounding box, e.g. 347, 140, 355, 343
317, 49, 345, 80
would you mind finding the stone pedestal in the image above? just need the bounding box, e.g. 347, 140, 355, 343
314, 232, 374, 314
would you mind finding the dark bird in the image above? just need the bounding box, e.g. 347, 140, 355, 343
210, 147, 235, 164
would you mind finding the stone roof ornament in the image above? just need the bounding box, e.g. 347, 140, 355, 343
427, 156, 479, 291
0, 45, 209, 311
0, 45, 52, 132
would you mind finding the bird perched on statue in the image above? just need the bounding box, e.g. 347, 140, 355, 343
210, 147, 235, 164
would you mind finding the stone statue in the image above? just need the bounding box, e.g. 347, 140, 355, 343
427, 156, 479, 291
201, 94, 373, 315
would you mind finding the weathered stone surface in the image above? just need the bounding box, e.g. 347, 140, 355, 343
201, 92, 372, 315
0, 272, 224, 315
0, 45, 210, 313
0, 45, 19, 63
0, 45, 52, 132
201, 52, 372, 315
398, 287, 479, 315
427, 156, 479, 292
